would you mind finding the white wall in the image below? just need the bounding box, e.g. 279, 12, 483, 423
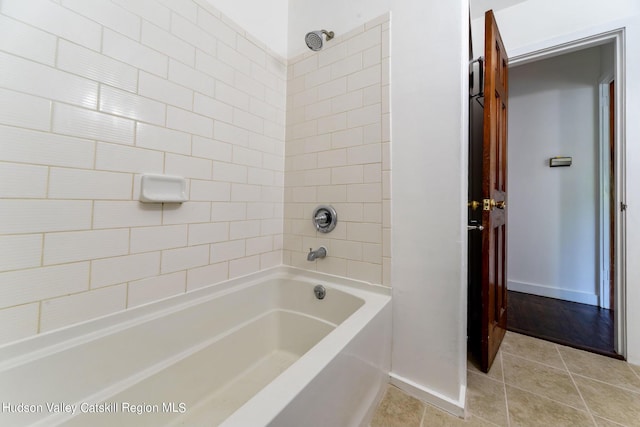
284, 0, 470, 414
471, 0, 640, 57
207, 0, 392, 58
204, 0, 289, 58
600, 42, 615, 77
390, 0, 469, 414
471, 0, 640, 364
508, 47, 601, 305
282, 0, 470, 414
288, 0, 391, 58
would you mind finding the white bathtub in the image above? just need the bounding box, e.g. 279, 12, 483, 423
0, 267, 391, 427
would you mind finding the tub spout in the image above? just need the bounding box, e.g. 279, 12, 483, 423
307, 246, 327, 261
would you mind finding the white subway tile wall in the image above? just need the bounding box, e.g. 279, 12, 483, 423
0, 0, 286, 343
283, 15, 390, 285
0, 5, 390, 344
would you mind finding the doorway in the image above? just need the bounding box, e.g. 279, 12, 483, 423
507, 36, 624, 358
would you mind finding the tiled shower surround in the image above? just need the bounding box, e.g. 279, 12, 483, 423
0, 1, 391, 344
0, 0, 287, 343
284, 15, 390, 286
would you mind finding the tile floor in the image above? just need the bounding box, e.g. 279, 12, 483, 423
371, 332, 640, 427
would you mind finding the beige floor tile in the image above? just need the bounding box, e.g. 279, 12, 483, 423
500, 332, 565, 369
502, 352, 585, 410
372, 334, 640, 427
573, 375, 640, 427
465, 416, 503, 427
506, 385, 595, 427
558, 346, 640, 393
466, 372, 509, 426
371, 385, 425, 427
594, 416, 628, 427
468, 351, 504, 382
421, 404, 500, 427
630, 363, 640, 378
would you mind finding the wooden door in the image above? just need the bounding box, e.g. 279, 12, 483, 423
468, 10, 509, 373
481, 9, 509, 372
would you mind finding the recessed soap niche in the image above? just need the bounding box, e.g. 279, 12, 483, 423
139, 174, 188, 203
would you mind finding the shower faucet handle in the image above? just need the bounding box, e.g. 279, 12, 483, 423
312, 205, 337, 233
314, 212, 329, 225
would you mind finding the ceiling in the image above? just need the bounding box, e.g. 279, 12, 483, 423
469, 0, 529, 19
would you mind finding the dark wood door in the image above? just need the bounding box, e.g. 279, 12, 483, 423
468, 10, 509, 373
481, 9, 509, 372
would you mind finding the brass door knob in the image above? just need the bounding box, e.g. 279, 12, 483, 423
481, 198, 506, 211
468, 201, 481, 210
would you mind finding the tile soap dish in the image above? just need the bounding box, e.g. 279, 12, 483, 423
139, 174, 188, 203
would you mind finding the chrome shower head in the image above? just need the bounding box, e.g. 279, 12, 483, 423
305, 29, 335, 51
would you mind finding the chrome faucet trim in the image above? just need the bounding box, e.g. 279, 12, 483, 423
307, 246, 327, 261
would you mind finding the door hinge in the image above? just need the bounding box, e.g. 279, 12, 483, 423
621, 202, 628, 212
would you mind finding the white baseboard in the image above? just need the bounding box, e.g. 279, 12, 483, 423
508, 280, 598, 306
389, 373, 466, 418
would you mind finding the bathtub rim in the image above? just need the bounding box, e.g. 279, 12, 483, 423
0, 266, 390, 372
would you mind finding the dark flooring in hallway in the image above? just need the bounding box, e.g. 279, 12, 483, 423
507, 290, 620, 359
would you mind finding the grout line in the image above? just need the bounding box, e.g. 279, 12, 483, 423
418, 405, 427, 427
505, 382, 593, 414
552, 342, 565, 370
500, 352, 512, 427
462, 367, 504, 426
570, 371, 640, 395
557, 344, 598, 426
590, 415, 628, 426
472, 414, 504, 427
552, 337, 640, 393
627, 362, 640, 382
497, 348, 505, 383
36, 301, 42, 334
467, 369, 505, 387
500, 350, 568, 373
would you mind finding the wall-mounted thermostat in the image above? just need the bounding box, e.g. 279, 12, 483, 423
549, 157, 572, 167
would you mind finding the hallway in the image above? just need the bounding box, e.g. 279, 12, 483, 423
372, 332, 640, 426
507, 290, 617, 358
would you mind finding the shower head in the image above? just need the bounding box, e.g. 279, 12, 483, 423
305, 29, 335, 51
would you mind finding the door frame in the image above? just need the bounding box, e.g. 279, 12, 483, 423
509, 28, 627, 358
598, 72, 614, 311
